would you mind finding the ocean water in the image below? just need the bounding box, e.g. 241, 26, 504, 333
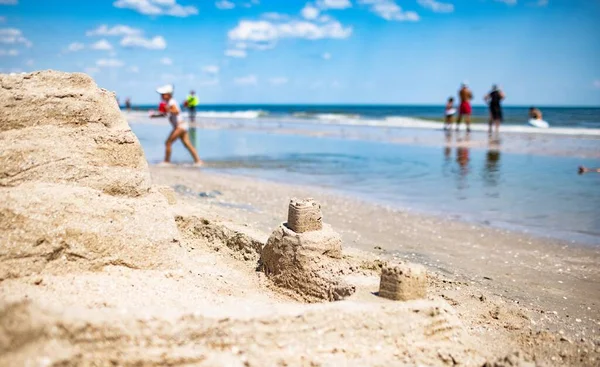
128, 104, 600, 129
131, 122, 600, 246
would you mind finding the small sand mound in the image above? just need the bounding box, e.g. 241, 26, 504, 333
0, 71, 183, 279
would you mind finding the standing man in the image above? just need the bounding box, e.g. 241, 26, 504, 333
484, 85, 505, 134
456, 83, 473, 133
185, 90, 199, 124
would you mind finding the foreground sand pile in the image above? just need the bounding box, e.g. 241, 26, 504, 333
1, 71, 495, 366
0, 70, 183, 279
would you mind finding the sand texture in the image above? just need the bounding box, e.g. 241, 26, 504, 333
261, 223, 354, 302
149, 167, 600, 366
287, 198, 323, 233
1, 71, 598, 366
379, 263, 427, 301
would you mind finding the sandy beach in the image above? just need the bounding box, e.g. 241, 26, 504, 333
149, 167, 600, 334
2, 71, 599, 366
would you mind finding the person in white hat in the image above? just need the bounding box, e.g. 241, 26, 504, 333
151, 84, 202, 165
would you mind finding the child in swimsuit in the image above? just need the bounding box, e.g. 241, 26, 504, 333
444, 97, 456, 130
150, 84, 202, 165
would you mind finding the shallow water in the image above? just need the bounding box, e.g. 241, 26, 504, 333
132, 123, 600, 246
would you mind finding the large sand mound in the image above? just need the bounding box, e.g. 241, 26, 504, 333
0, 71, 183, 280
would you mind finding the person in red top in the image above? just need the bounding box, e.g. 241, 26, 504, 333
456, 83, 473, 133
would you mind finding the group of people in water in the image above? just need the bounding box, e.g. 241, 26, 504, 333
146, 83, 598, 175
444, 83, 545, 133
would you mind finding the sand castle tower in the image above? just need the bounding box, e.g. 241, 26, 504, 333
379, 263, 427, 301
260, 198, 354, 302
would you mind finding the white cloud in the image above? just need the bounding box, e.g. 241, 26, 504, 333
114, 0, 161, 15
225, 48, 247, 58
90, 39, 113, 50
202, 65, 220, 74
96, 58, 124, 68
215, 0, 235, 9
0, 17, 6, 23
120, 35, 167, 49
25, 59, 34, 66
165, 3, 199, 16
269, 77, 288, 86
0, 48, 18, 56
234, 74, 258, 85
317, 14, 333, 23
0, 0, 18, 5
228, 19, 352, 44
317, 0, 351, 9
593, 80, 600, 89
417, 0, 454, 13
495, 0, 517, 5
322, 52, 331, 60
0, 28, 32, 47
234, 41, 275, 50
113, 0, 198, 17
129, 65, 140, 73
358, 0, 419, 21
533, 0, 547, 6
160, 57, 173, 65
86, 24, 142, 37
301, 4, 320, 20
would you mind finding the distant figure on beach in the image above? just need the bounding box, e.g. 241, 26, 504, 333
444, 97, 456, 130
484, 85, 505, 134
185, 90, 199, 124
578, 166, 600, 174
150, 84, 202, 165
456, 83, 473, 132
125, 97, 132, 112
529, 107, 543, 120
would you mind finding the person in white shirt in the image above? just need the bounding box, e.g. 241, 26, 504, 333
150, 84, 202, 165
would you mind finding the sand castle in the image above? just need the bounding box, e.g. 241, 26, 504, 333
261, 198, 356, 302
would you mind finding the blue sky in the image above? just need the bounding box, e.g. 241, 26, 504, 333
1, 0, 599, 106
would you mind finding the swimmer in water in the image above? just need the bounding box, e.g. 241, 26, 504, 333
578, 166, 600, 174
529, 107, 543, 120
150, 84, 202, 165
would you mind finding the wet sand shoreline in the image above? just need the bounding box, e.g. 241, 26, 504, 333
150, 166, 600, 340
